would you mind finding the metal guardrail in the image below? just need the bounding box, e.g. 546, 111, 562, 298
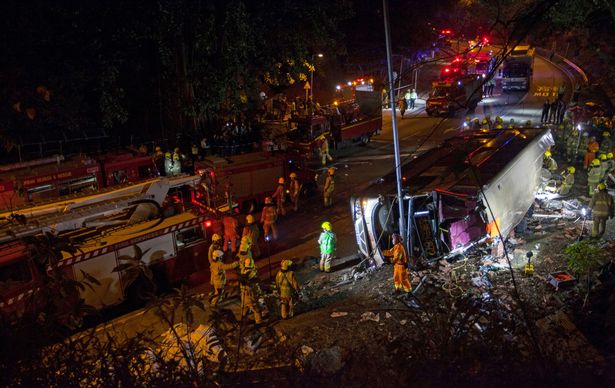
535, 47, 589, 88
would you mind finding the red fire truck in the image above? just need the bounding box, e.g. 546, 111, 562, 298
0, 152, 157, 211
193, 151, 316, 214
0, 175, 213, 319
426, 74, 483, 117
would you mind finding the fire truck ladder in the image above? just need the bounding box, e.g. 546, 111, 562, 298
0, 174, 201, 244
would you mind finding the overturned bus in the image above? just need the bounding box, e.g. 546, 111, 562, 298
351, 128, 554, 266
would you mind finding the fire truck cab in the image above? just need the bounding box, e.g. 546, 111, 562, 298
426, 75, 483, 117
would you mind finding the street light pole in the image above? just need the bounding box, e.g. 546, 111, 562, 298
383, 0, 406, 243
310, 53, 323, 101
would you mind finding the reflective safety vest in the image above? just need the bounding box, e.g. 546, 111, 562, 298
384, 243, 408, 266
275, 270, 298, 298
240, 254, 257, 280
318, 231, 336, 254
261, 205, 277, 224
289, 179, 301, 196
590, 190, 614, 218
324, 176, 335, 194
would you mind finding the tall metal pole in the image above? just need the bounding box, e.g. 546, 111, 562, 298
383, 0, 406, 243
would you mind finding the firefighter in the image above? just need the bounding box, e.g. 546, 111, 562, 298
409, 88, 418, 109
239, 248, 263, 324
382, 233, 412, 294
565, 129, 579, 163
222, 214, 239, 254
481, 118, 489, 130
578, 132, 589, 164
164, 152, 174, 176
191, 144, 199, 162
275, 259, 300, 319
558, 166, 575, 195
289, 172, 301, 212
320, 135, 333, 166
318, 221, 336, 272
208, 234, 224, 265
584, 136, 599, 169
271, 177, 287, 216
242, 214, 261, 258
607, 153, 615, 178
209, 250, 239, 307
323, 167, 336, 208
600, 131, 612, 155
587, 159, 603, 196
590, 183, 615, 239
543, 151, 558, 174
600, 154, 610, 180
260, 197, 278, 240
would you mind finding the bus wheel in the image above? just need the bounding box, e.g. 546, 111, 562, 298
360, 135, 370, 145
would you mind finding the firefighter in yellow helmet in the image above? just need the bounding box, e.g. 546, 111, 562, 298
382, 233, 412, 293
239, 247, 262, 324
260, 197, 278, 240
275, 259, 300, 319
242, 214, 261, 258
606, 152, 615, 178
320, 135, 333, 166
558, 166, 575, 195
208, 234, 224, 266
209, 250, 239, 307
323, 167, 336, 208
543, 151, 558, 173
318, 221, 336, 272
271, 177, 287, 216
600, 153, 610, 180
589, 182, 614, 239
587, 158, 603, 196
599, 131, 612, 154
288, 172, 302, 212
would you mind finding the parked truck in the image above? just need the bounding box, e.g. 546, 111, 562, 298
350, 127, 554, 267
502, 45, 535, 92
426, 74, 483, 117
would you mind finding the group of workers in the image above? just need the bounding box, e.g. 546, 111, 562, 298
545, 110, 615, 239
464, 115, 531, 131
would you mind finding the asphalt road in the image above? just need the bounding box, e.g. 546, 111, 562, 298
88, 54, 571, 340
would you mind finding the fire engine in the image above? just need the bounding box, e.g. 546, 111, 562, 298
284, 79, 382, 161
426, 74, 483, 117
0, 174, 212, 319
193, 151, 316, 214
0, 151, 157, 212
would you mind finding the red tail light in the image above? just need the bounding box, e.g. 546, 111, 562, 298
204, 220, 212, 228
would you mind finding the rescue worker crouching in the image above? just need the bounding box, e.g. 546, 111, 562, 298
275, 259, 300, 319
209, 250, 239, 307
589, 183, 615, 239
318, 221, 336, 272
382, 233, 412, 294
543, 151, 558, 174
558, 166, 575, 195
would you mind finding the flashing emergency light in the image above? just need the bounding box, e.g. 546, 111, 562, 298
205, 220, 212, 228
482, 36, 489, 44
457, 81, 462, 86
347, 81, 352, 86
336, 85, 341, 90
444, 68, 450, 73
369, 78, 374, 83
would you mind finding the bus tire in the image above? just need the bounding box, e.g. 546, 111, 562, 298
360, 135, 370, 145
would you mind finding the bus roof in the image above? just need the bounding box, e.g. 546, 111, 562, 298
355, 128, 550, 198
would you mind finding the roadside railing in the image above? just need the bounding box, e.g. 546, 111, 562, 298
535, 47, 589, 88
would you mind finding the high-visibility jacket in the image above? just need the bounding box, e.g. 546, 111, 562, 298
601, 161, 610, 179
588, 166, 603, 186
587, 141, 599, 154
242, 224, 260, 245
210, 260, 239, 287
383, 242, 408, 266
318, 231, 336, 254
600, 138, 612, 154
240, 254, 257, 280
260, 205, 277, 224
324, 176, 335, 194
590, 190, 614, 218
544, 157, 557, 173
289, 179, 301, 197
208, 243, 222, 264
275, 270, 299, 298
223, 216, 238, 238
409, 91, 418, 100
272, 184, 285, 203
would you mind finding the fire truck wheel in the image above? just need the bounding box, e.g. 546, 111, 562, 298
241, 200, 256, 214
360, 135, 370, 145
